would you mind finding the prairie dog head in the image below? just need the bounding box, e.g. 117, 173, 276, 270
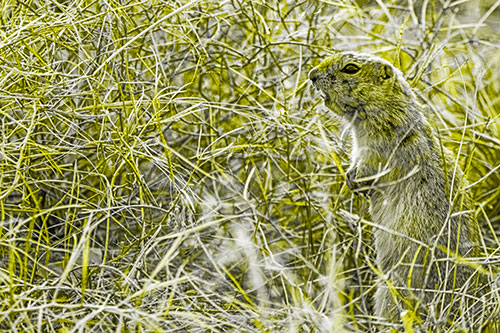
309, 51, 414, 123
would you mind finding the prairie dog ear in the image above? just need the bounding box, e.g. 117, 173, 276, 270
380, 63, 393, 80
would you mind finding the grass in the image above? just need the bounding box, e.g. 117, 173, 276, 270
0, 0, 499, 331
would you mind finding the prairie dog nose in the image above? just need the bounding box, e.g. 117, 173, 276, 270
308, 68, 319, 82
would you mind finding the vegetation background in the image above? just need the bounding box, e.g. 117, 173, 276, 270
1, 0, 499, 331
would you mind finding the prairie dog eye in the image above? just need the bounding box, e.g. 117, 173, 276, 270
340, 64, 360, 74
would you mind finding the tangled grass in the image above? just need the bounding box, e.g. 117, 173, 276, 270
0, 0, 499, 331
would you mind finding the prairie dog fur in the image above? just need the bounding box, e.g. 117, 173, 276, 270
309, 51, 491, 327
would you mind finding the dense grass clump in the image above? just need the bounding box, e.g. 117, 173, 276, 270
0, 0, 499, 331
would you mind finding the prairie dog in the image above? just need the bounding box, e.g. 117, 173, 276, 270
309, 51, 491, 327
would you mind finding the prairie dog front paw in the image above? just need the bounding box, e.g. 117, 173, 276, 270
346, 167, 374, 197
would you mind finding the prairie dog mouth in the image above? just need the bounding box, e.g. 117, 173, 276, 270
320, 90, 330, 102
313, 85, 330, 102
310, 76, 331, 103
